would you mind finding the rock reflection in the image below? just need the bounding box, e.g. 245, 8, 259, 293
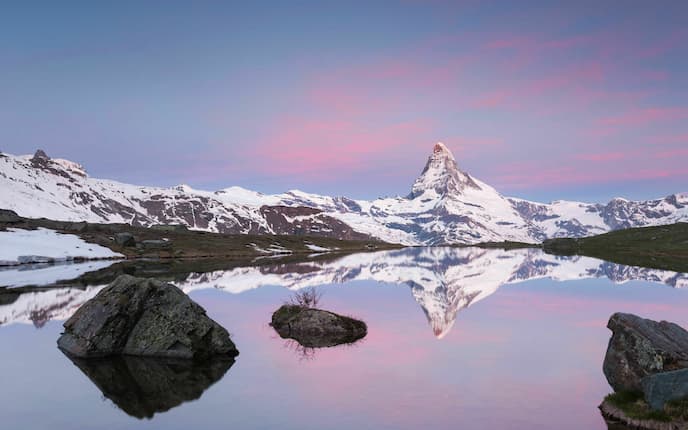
281, 337, 364, 361
62, 352, 234, 419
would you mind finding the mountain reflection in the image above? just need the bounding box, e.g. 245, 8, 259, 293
177, 248, 688, 338
62, 353, 234, 419
2, 248, 686, 338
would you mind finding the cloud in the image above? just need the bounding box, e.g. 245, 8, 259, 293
598, 107, 688, 127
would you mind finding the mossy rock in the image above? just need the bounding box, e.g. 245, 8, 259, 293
600, 391, 688, 430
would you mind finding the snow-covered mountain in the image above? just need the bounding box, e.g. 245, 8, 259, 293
2, 248, 686, 337
0, 145, 685, 245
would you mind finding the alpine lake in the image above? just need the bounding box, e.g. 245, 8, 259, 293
1, 247, 687, 430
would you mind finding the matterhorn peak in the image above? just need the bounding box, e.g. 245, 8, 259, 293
409, 142, 481, 199
432, 142, 454, 159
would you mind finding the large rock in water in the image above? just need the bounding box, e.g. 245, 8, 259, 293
271, 304, 367, 348
603, 313, 688, 392
57, 275, 238, 359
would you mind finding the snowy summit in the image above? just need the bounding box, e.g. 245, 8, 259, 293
0, 146, 686, 245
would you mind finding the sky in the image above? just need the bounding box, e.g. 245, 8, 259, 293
1, 1, 687, 203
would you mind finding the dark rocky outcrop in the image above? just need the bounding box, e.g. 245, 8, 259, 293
57, 275, 238, 359
115, 232, 136, 247
63, 352, 233, 419
642, 368, 688, 411
271, 304, 367, 348
603, 313, 688, 392
0, 209, 21, 223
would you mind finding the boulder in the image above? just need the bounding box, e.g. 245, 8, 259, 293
642, 368, 688, 411
0, 209, 21, 223
603, 313, 688, 392
114, 232, 136, 247
62, 353, 234, 419
57, 275, 238, 360
271, 304, 367, 348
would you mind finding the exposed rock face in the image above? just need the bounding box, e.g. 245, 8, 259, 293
0, 209, 21, 223
114, 232, 136, 247
271, 304, 367, 348
62, 353, 233, 419
57, 275, 238, 359
642, 368, 688, 411
603, 313, 688, 392
259, 205, 371, 241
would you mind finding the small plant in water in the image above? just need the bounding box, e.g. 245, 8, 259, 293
288, 287, 323, 308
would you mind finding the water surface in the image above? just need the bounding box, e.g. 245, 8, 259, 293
1, 247, 687, 429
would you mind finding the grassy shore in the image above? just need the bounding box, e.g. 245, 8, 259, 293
543, 223, 688, 272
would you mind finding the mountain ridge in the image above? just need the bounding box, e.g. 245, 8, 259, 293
0, 144, 685, 245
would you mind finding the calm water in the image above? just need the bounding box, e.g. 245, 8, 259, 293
1, 247, 688, 430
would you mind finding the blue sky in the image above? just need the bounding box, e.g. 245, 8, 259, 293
1, 1, 687, 203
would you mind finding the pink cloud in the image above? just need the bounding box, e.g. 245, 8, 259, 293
575, 152, 627, 162
599, 107, 688, 127
471, 90, 511, 108
255, 117, 434, 177
655, 148, 688, 159
493, 162, 688, 190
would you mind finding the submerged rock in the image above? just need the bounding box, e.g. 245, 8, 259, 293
63, 352, 233, 419
271, 304, 367, 348
57, 274, 238, 359
642, 368, 688, 411
603, 313, 688, 392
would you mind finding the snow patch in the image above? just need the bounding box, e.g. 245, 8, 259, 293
0, 228, 123, 266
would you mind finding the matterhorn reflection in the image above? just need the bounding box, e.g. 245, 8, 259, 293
175, 247, 688, 339
2, 248, 686, 338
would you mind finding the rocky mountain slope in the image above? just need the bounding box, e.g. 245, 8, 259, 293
0, 144, 685, 245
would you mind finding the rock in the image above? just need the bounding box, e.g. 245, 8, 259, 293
642, 368, 688, 411
62, 352, 234, 419
140, 239, 172, 250
57, 274, 238, 359
114, 232, 136, 247
603, 313, 688, 392
271, 304, 367, 348
0, 209, 21, 223
31, 149, 49, 161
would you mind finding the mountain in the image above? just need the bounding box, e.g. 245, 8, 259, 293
2, 247, 686, 336
0, 144, 685, 245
